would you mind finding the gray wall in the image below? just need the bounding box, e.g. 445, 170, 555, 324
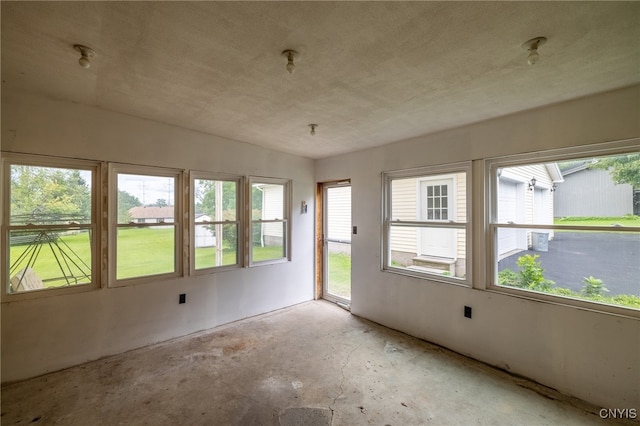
316, 84, 640, 409
554, 168, 634, 217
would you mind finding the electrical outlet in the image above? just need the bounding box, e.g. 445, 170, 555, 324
179, 294, 186, 304
464, 306, 472, 318
352, 226, 357, 235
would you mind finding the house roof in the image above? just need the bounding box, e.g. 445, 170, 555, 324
560, 161, 595, 177
129, 206, 174, 219
2, 2, 638, 160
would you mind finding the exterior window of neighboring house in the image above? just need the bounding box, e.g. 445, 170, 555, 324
249, 177, 291, 265
382, 162, 471, 284
488, 145, 640, 315
110, 165, 182, 284
1, 154, 99, 297
191, 173, 243, 272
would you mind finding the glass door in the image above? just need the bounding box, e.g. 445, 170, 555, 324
323, 182, 351, 305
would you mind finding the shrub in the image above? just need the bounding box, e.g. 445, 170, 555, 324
582, 276, 609, 297
498, 269, 519, 287
516, 254, 555, 292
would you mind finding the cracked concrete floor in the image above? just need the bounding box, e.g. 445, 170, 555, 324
1, 301, 613, 425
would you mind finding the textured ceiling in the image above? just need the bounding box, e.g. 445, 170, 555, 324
2, 2, 639, 159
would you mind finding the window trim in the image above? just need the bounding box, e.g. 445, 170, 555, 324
382, 161, 472, 286
190, 171, 244, 275
485, 139, 640, 318
1, 153, 101, 301
248, 176, 291, 267
108, 163, 184, 287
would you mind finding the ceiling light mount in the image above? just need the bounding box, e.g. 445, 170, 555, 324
308, 124, 318, 136
74, 44, 96, 69
521, 37, 546, 66
282, 49, 299, 74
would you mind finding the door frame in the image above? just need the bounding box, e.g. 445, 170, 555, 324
416, 175, 457, 259
316, 180, 351, 306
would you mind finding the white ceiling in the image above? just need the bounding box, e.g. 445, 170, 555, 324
2, 2, 639, 159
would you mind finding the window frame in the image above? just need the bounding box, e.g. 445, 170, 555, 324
190, 172, 244, 274
109, 163, 184, 287
485, 139, 640, 318
382, 161, 472, 286
248, 176, 291, 267
1, 153, 101, 300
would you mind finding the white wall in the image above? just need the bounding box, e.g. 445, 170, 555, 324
1, 90, 316, 382
316, 85, 640, 409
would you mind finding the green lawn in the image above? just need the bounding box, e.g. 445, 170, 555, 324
10, 228, 296, 288
9, 231, 92, 289
327, 251, 351, 299
117, 227, 175, 279
10, 229, 353, 299
555, 215, 640, 227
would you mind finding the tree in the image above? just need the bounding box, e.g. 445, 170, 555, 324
118, 190, 142, 223
195, 180, 238, 248
590, 154, 640, 188
10, 165, 91, 223
152, 198, 168, 207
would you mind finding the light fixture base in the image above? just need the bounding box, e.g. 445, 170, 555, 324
282, 49, 299, 74
74, 44, 96, 58
521, 37, 546, 51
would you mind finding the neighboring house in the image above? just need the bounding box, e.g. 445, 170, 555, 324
194, 214, 216, 248
496, 163, 562, 258
128, 206, 174, 224
259, 184, 285, 246
553, 162, 635, 217
385, 164, 562, 276
128, 207, 215, 247
390, 172, 467, 276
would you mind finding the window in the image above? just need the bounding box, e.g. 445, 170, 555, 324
249, 177, 291, 265
383, 162, 471, 284
110, 165, 182, 284
488, 146, 640, 314
191, 173, 242, 272
2, 155, 99, 296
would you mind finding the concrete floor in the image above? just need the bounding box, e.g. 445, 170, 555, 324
0, 301, 619, 425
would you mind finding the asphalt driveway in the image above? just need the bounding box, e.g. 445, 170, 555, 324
498, 232, 640, 296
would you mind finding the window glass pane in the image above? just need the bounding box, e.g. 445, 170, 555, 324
497, 152, 640, 226
117, 227, 175, 280
118, 174, 175, 224
194, 224, 238, 269
194, 179, 237, 221
388, 225, 466, 279
252, 222, 285, 262
10, 165, 92, 225
252, 183, 284, 220
496, 228, 640, 310
390, 173, 466, 222
8, 228, 92, 293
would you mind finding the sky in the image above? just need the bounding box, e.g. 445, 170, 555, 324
118, 174, 175, 206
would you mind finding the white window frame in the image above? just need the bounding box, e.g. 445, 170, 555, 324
248, 176, 291, 267
109, 164, 184, 287
190, 172, 244, 274
485, 139, 640, 318
1, 153, 101, 300
382, 162, 472, 286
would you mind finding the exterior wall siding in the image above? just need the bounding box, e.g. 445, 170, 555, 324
554, 168, 633, 217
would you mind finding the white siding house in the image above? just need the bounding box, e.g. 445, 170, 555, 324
260, 184, 285, 245
129, 207, 215, 248
497, 163, 562, 257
